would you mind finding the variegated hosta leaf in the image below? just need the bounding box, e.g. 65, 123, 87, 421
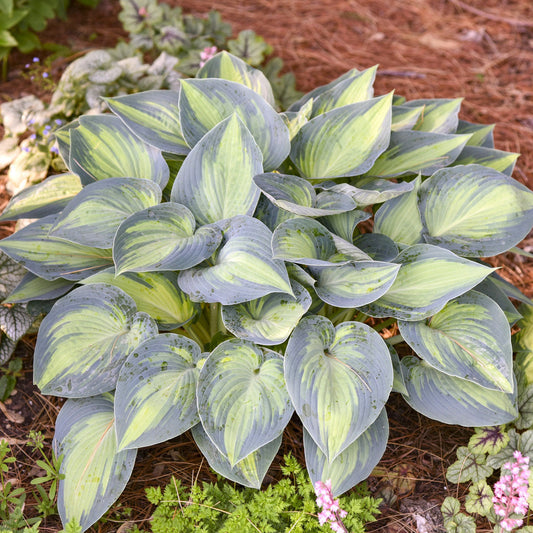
54, 394, 137, 531
374, 175, 424, 246
456, 120, 495, 148
253, 193, 297, 231
81, 268, 198, 329
191, 423, 281, 489
0, 173, 82, 222
360, 244, 495, 321
34, 283, 158, 397
401, 356, 517, 426
69, 115, 169, 188
113, 203, 222, 275
0, 215, 113, 281
171, 114, 263, 225
310, 65, 377, 117
253, 172, 355, 217
473, 277, 522, 326
281, 98, 313, 140
105, 90, 189, 155
285, 315, 393, 461
312, 261, 400, 308
407, 97, 463, 134
115, 333, 202, 450
197, 339, 293, 466
50, 177, 162, 249
352, 233, 399, 262
399, 291, 513, 392
178, 78, 290, 171
290, 93, 393, 179
451, 146, 519, 176
366, 131, 471, 178
390, 346, 409, 395
318, 209, 371, 242
178, 215, 293, 305
304, 409, 388, 496
221, 280, 312, 345
197, 51, 275, 107
391, 105, 424, 132
4, 272, 74, 304
419, 165, 533, 257
54, 120, 78, 167
491, 271, 533, 307
319, 178, 415, 207
272, 218, 370, 266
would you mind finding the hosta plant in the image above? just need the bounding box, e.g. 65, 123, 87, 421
0, 52, 532, 531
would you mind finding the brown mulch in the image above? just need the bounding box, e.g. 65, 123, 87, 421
1, 0, 533, 531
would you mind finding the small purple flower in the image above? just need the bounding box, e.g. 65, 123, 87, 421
25, 63, 30, 68
29, 134, 37, 140
28, 118, 35, 125
33, 57, 39, 63
55, 119, 63, 126
50, 146, 59, 154
42, 72, 49, 78
22, 146, 30, 152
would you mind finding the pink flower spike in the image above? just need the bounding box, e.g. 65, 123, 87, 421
138, 6, 147, 16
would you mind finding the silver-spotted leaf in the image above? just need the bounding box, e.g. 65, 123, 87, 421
285, 315, 393, 461
34, 283, 158, 397
446, 446, 493, 484
197, 339, 293, 466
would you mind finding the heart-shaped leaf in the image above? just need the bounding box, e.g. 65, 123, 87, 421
419, 165, 533, 257
171, 114, 263, 225
50, 177, 162, 248
54, 394, 137, 531
401, 356, 517, 426
34, 283, 158, 397
0, 173, 82, 222
352, 233, 399, 262
178, 215, 293, 305
191, 423, 281, 489
451, 146, 519, 176
318, 210, 371, 242
0, 215, 113, 281
113, 203, 222, 275
69, 114, 169, 188
285, 315, 393, 461
304, 408, 388, 496
178, 78, 289, 171
290, 93, 392, 179
81, 268, 198, 329
115, 333, 203, 450
360, 244, 495, 321
197, 339, 293, 466
105, 89, 189, 155
222, 280, 312, 345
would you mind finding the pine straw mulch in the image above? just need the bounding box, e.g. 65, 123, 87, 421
0, 0, 533, 531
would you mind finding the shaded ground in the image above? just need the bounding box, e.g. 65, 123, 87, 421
1, 0, 533, 531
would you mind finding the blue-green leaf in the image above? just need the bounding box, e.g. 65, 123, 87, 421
456, 120, 494, 148
4, 272, 74, 304
407, 98, 463, 133
451, 146, 519, 176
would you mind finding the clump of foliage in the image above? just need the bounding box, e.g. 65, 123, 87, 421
143, 455, 380, 532
0, 0, 300, 195
0, 51, 532, 531
442, 304, 533, 532
0, 0, 100, 80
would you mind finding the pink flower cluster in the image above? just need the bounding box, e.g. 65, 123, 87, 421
493, 450, 530, 531
314, 480, 349, 533
199, 46, 218, 67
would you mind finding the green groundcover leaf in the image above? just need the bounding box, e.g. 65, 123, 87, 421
446, 446, 493, 484
419, 164, 533, 257
81, 268, 197, 330
54, 394, 137, 532
304, 408, 389, 496
290, 93, 392, 179
285, 315, 393, 461
105, 89, 189, 155
221, 280, 312, 346
34, 283, 158, 397
115, 333, 203, 450
191, 423, 282, 489
69, 114, 169, 188
50, 177, 162, 249
197, 339, 293, 466
178, 215, 293, 305
178, 78, 289, 171
171, 113, 263, 225
401, 356, 517, 426
0, 215, 113, 281
0, 172, 82, 222
360, 244, 495, 321
399, 291, 514, 393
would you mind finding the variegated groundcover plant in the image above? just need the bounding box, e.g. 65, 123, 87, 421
0, 51, 532, 530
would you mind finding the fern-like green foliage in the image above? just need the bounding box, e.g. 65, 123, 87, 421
144, 455, 380, 533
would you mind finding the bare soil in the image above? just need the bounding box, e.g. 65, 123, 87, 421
1, 0, 533, 531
